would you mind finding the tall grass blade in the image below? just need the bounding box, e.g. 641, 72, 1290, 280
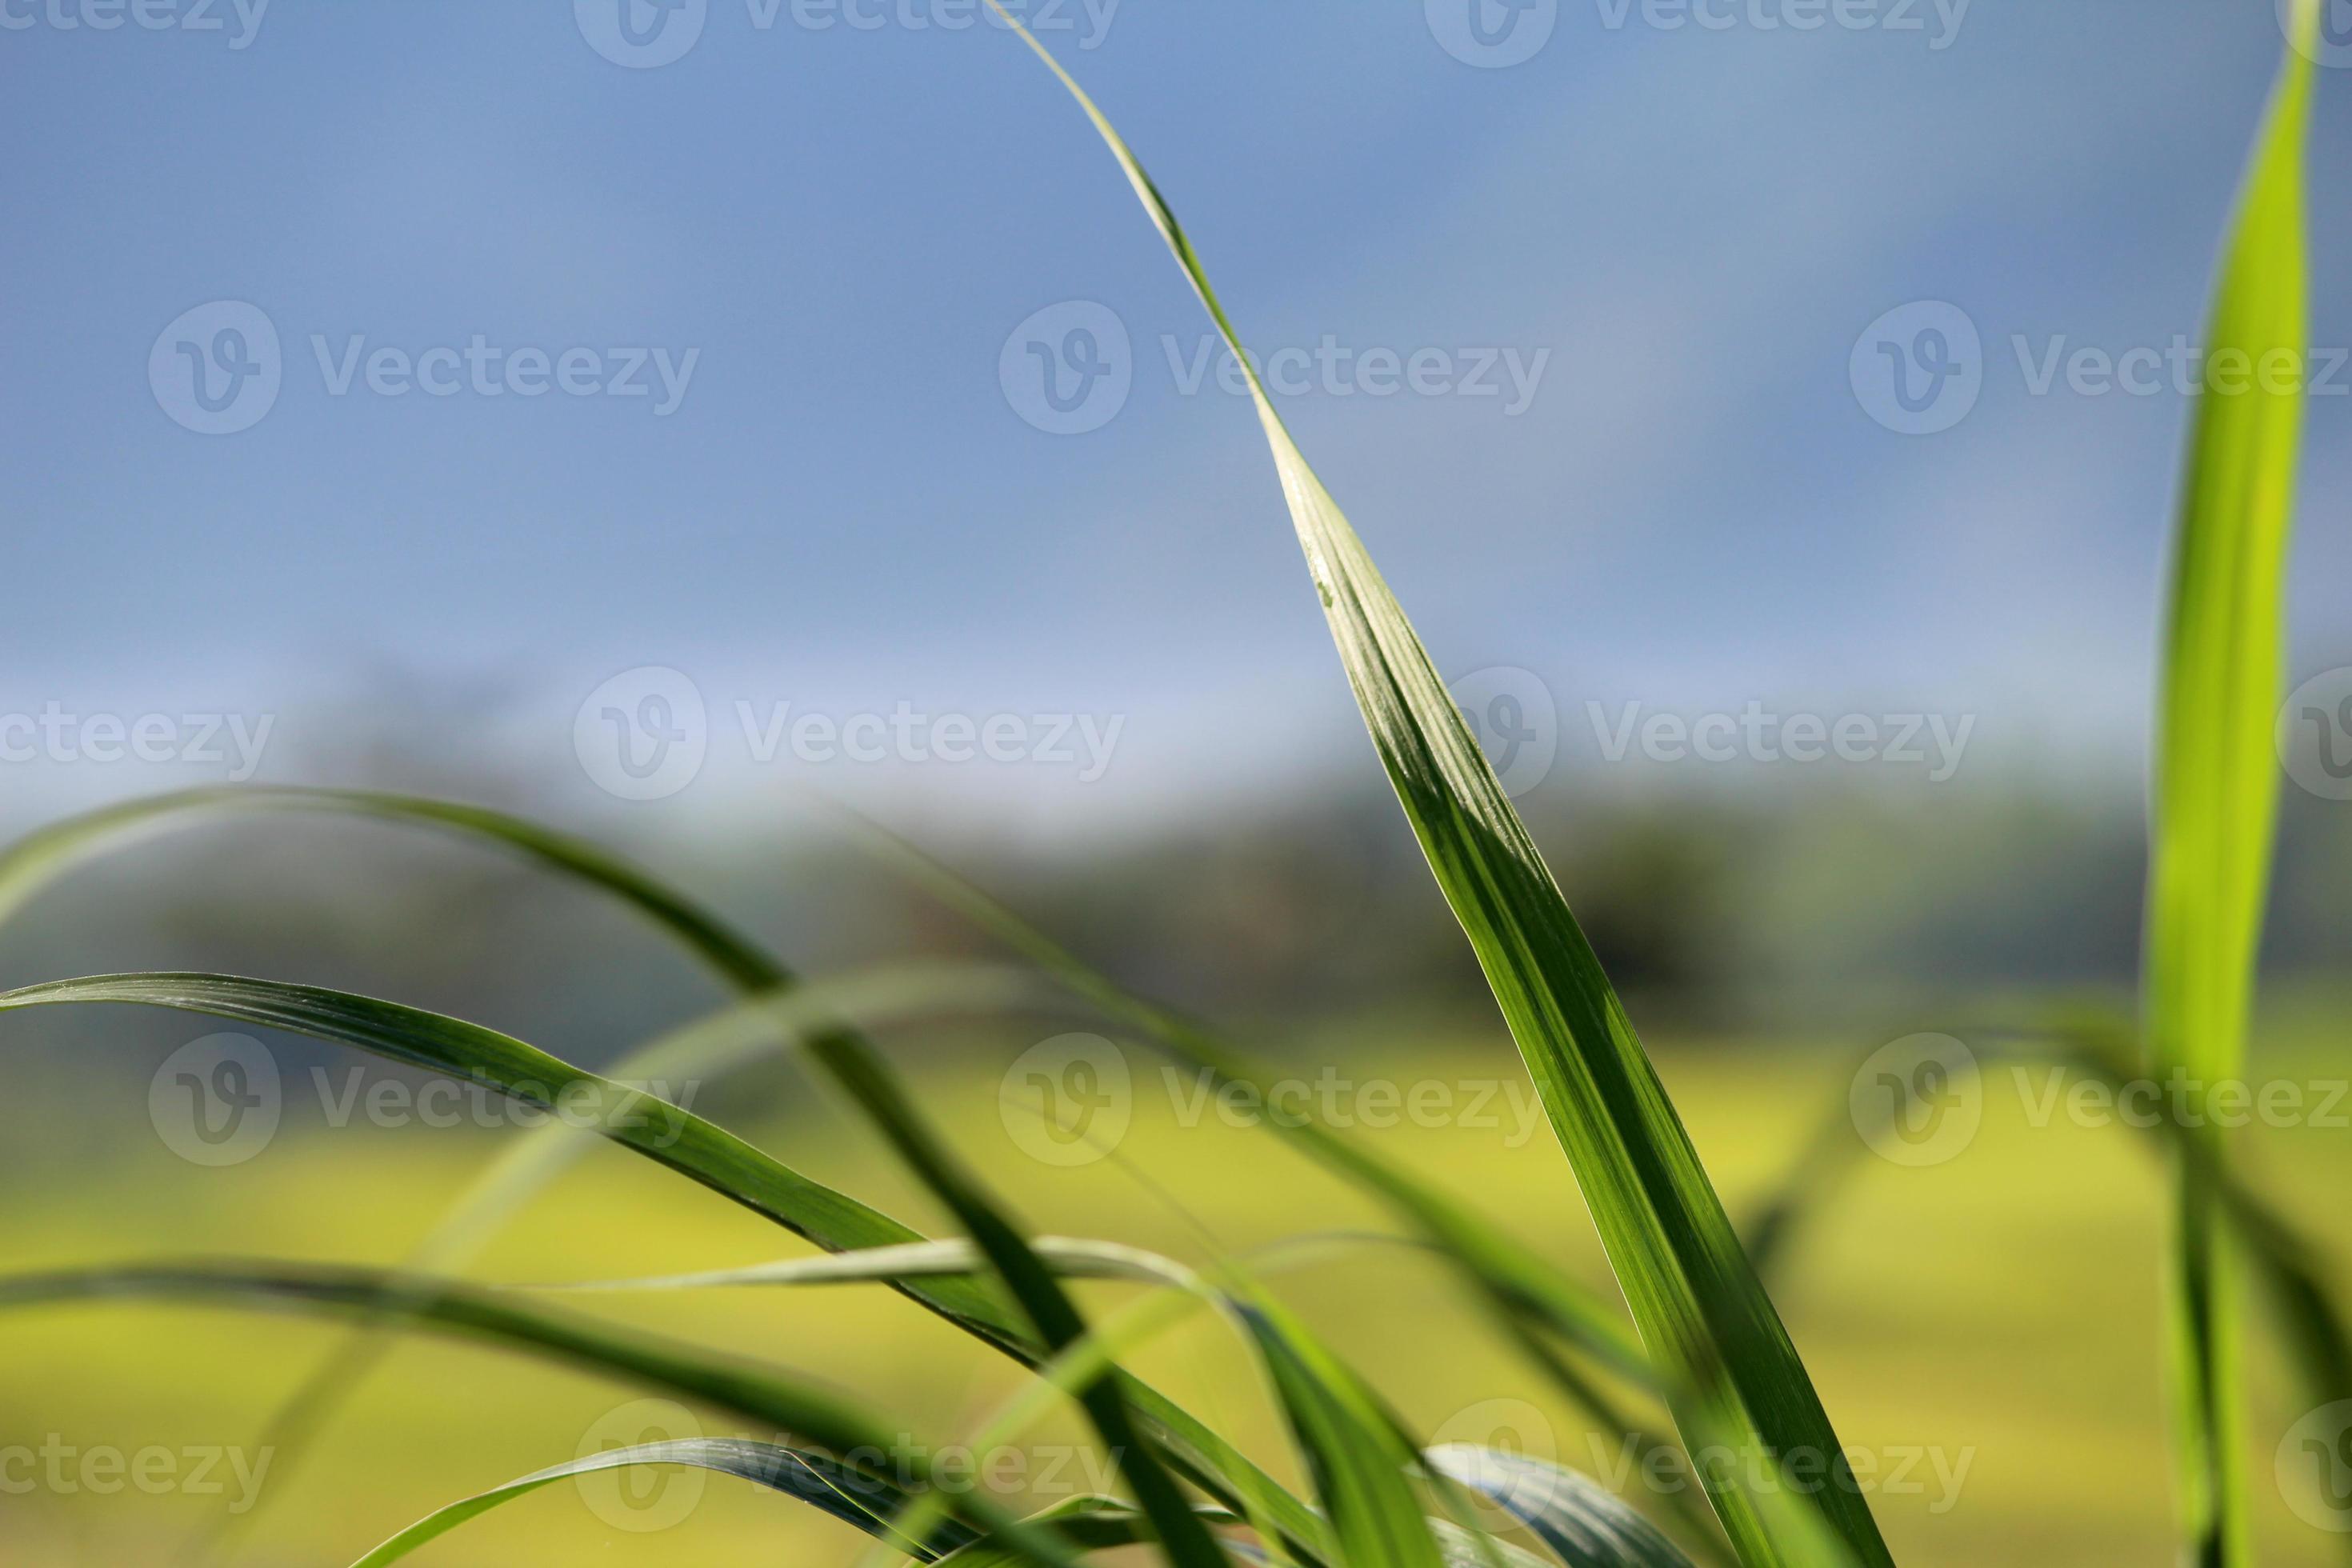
2143, 8, 2319, 1561
980, 13, 1884, 1564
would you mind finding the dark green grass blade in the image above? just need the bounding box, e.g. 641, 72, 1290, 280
0, 971, 1324, 1562
2142, 10, 2318, 1564
962, 18, 1890, 1562
1424, 1446, 1694, 1568
806, 1038, 1234, 1568
349, 1439, 980, 1567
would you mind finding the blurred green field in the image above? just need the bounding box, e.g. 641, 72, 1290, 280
2, 1019, 2346, 1566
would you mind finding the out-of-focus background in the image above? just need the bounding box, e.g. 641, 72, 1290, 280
3, 2, 2350, 1563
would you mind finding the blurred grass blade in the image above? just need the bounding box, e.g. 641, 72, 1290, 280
349, 1439, 982, 1567
524, 1235, 1195, 1293
982, 13, 1884, 1564
1231, 1292, 1448, 1568
1745, 1022, 2352, 1564
791, 1036, 1236, 1568
831, 814, 1730, 1564
0, 970, 1324, 1561
0, 786, 785, 989
2143, 10, 2318, 1562
0, 1255, 1062, 1558
1425, 1446, 1694, 1568
0, 788, 1317, 1558
210, 961, 1054, 1558
834, 810, 1657, 1390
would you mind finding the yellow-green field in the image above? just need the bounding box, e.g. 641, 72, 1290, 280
2, 1028, 2346, 1566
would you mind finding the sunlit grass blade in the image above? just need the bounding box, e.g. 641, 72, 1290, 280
2143, 9, 2318, 1559
348, 1438, 986, 1568
0, 970, 1326, 1561
1425, 1446, 1694, 1568
978, 13, 1883, 1564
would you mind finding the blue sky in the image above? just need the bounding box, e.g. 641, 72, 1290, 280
3, 0, 2347, 833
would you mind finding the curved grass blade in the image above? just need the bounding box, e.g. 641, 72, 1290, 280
1425, 1446, 1694, 1568
349, 1438, 979, 1567
917, 21, 1893, 1559
0, 786, 785, 990
2142, 9, 2319, 1563
0, 970, 1323, 1561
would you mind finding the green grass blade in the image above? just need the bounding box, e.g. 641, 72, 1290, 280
347, 1438, 981, 1567
0, 970, 1324, 1561
2143, 10, 2319, 1561
794, 1038, 1236, 1568
1233, 1293, 1449, 1568
978, 15, 1883, 1565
